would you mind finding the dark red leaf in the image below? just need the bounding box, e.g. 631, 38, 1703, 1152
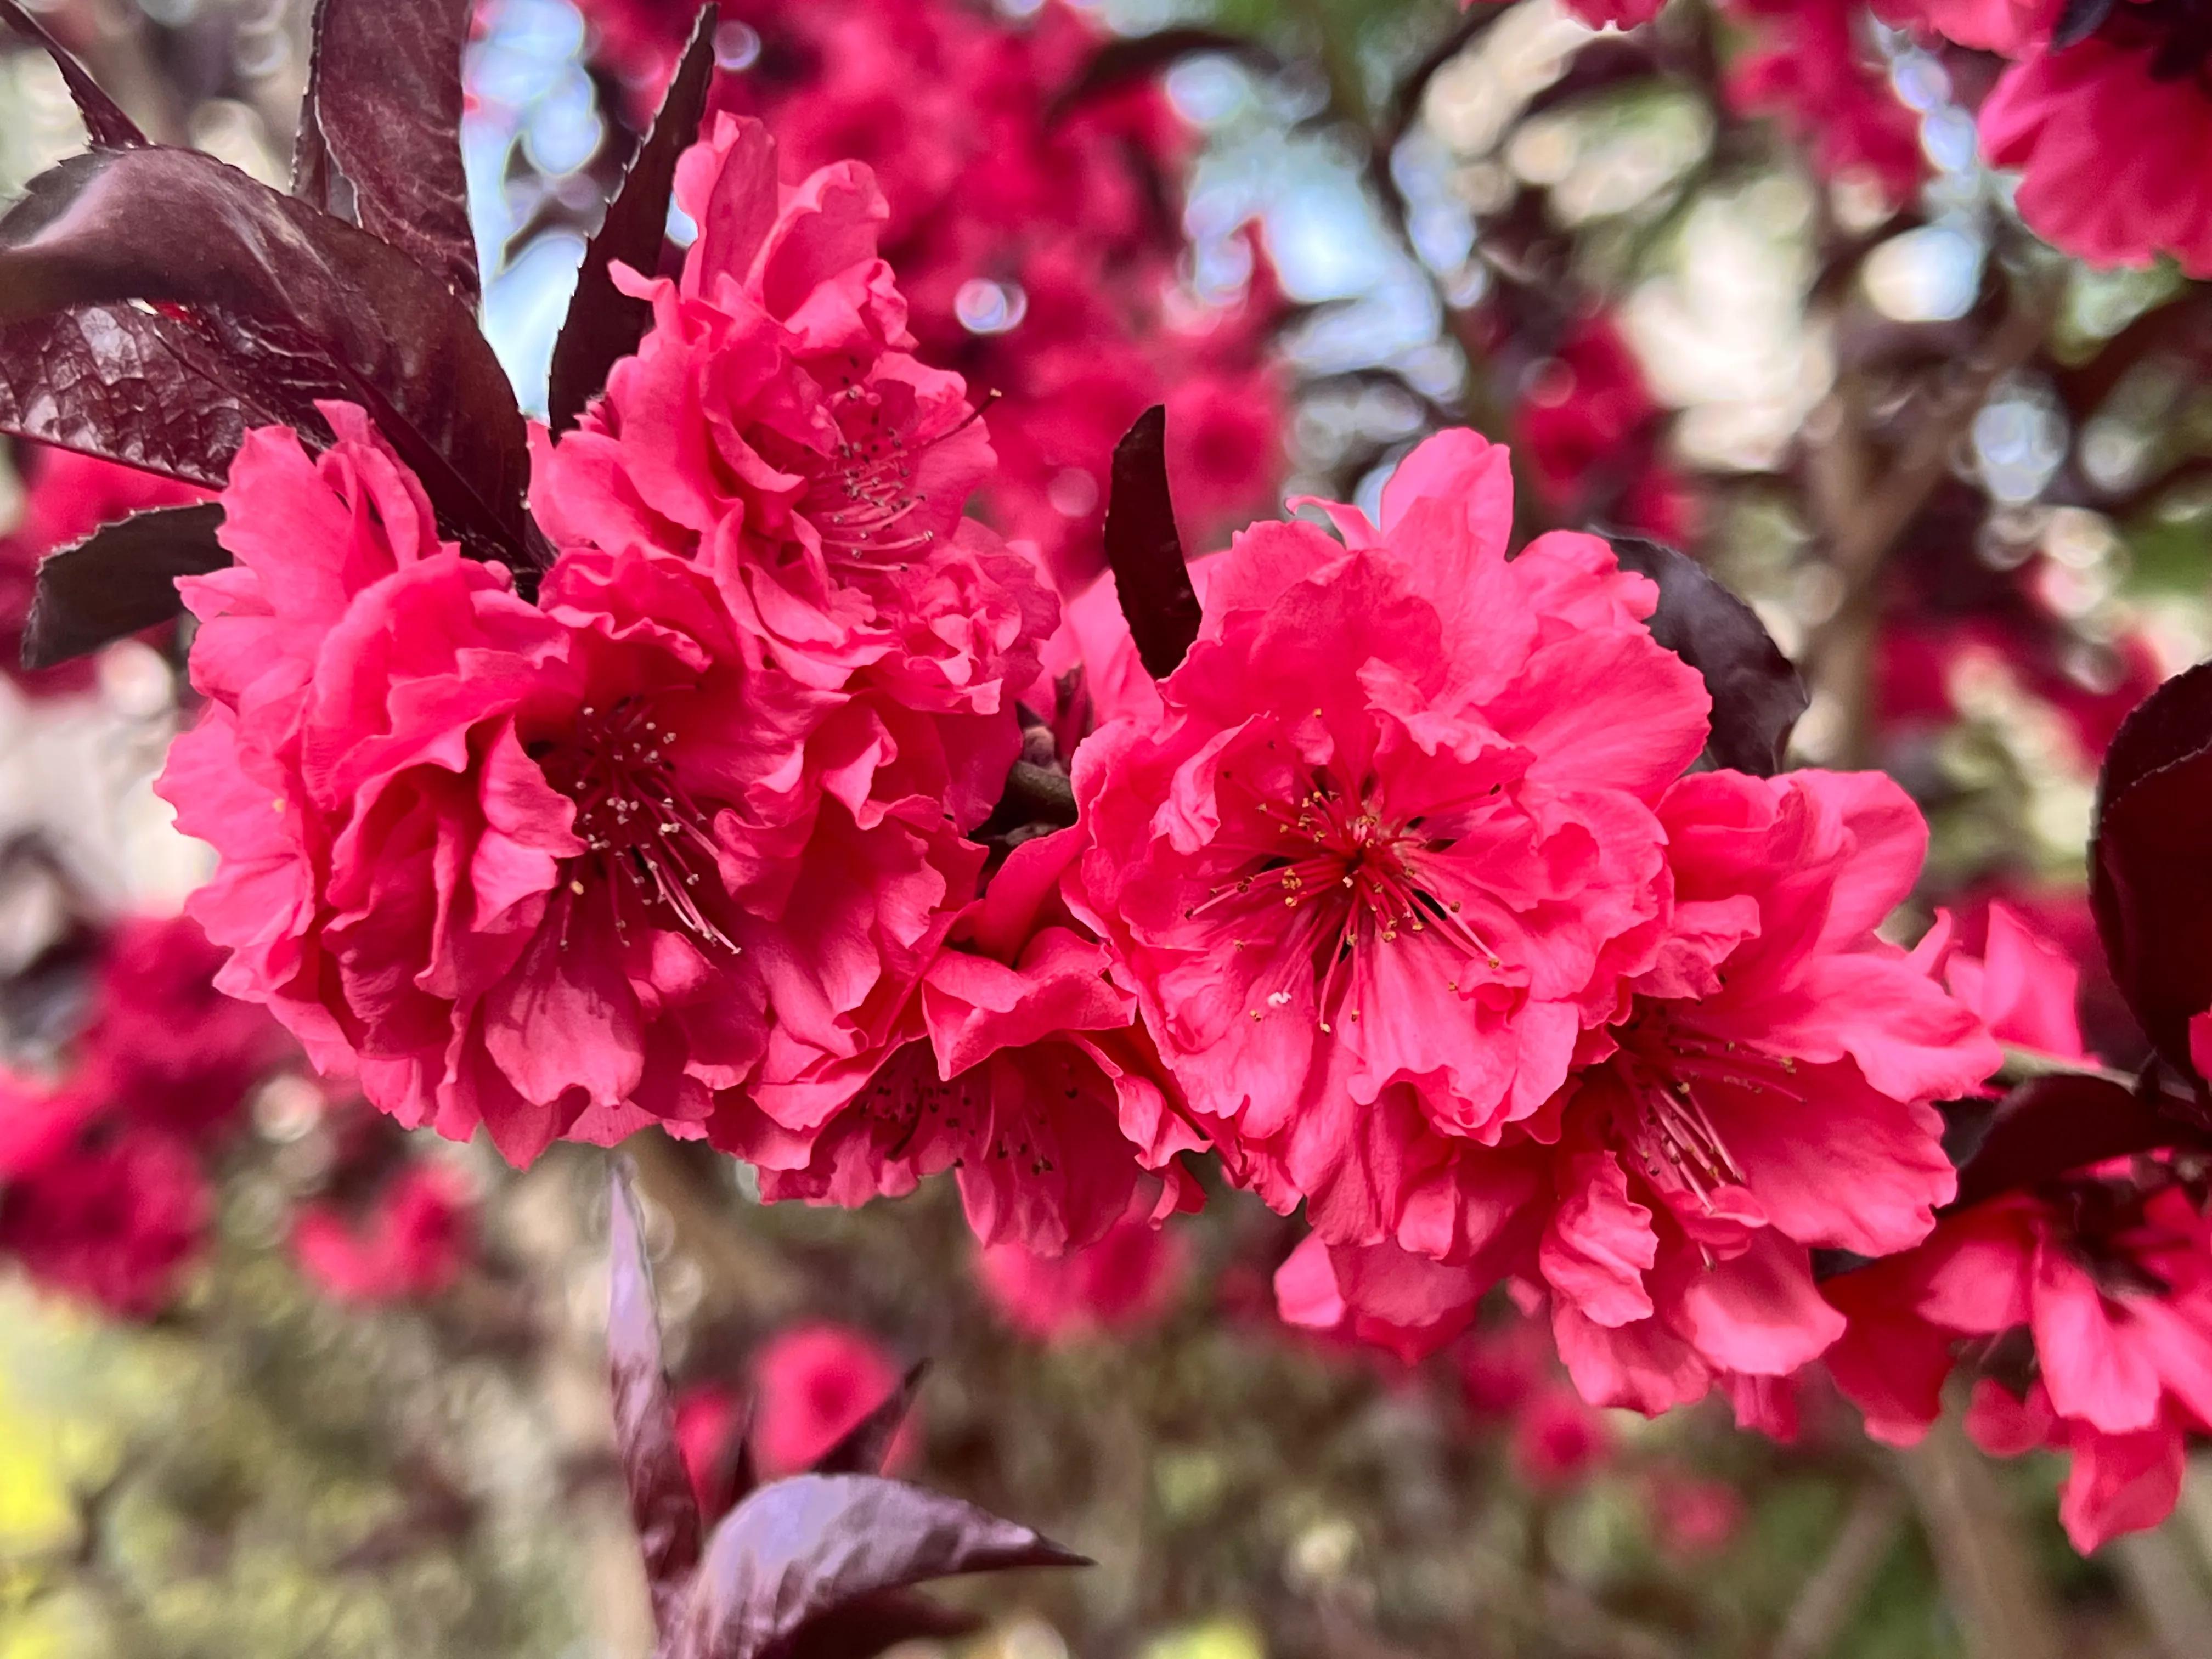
21, 503, 225, 669
291, 0, 341, 212
0, 1, 145, 149
1103, 405, 1201, 681
775, 1589, 983, 1659
806, 1362, 925, 1477
1606, 535, 1808, 776
0, 145, 535, 566
546, 4, 716, 434
669, 1475, 1088, 1659
1946, 1074, 2194, 1214
608, 1161, 703, 1628
2092, 663, 2212, 1083
697, 1404, 758, 1527
296, 0, 478, 303
0, 307, 272, 487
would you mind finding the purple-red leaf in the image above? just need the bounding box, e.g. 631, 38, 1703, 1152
1103, 404, 1201, 681
2091, 662, 2212, 1085
1607, 535, 1808, 776
669, 1475, 1087, 1659
608, 1162, 703, 1628
777, 1589, 983, 1659
0, 145, 534, 565
0, 307, 267, 487
806, 1362, 925, 1478
0, 0, 146, 149
546, 4, 716, 434
1946, 1074, 2191, 1213
295, 0, 478, 303
21, 502, 225, 669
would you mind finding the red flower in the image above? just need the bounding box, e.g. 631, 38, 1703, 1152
292, 1161, 473, 1304
1723, 0, 1925, 205
1279, 766, 1995, 1419
1644, 1467, 1747, 1559
1516, 312, 1693, 545
1827, 1175, 2212, 1553
1979, 25, 2212, 276
696, 0, 1287, 589
1511, 1384, 1616, 1491
82, 914, 289, 1139
1878, 0, 2049, 51
534, 113, 1053, 830
749, 832, 1204, 1255
0, 1125, 208, 1318
975, 1215, 1190, 1343
1071, 431, 1711, 1247
161, 404, 978, 1164
749, 1321, 911, 1477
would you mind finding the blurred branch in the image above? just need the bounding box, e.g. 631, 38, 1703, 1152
1805, 273, 2062, 763
624, 1132, 805, 1321
1895, 1410, 2063, 1659
1769, 1482, 1907, 1659
2111, 1523, 2212, 1659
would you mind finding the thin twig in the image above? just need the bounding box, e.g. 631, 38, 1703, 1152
1769, 1482, 1908, 1659
2109, 1523, 2212, 1659
1895, 1410, 2063, 1659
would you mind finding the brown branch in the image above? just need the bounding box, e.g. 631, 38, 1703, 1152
1769, 1483, 1908, 1659
1805, 275, 2062, 763
1895, 1410, 2063, 1659
2109, 1524, 2212, 1659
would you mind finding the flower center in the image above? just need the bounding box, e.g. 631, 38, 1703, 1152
1183, 769, 1503, 1032
539, 699, 736, 952
792, 374, 989, 570
1609, 1012, 1801, 1208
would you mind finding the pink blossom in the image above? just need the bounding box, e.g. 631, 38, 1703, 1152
674, 1382, 746, 1511
1644, 1467, 1747, 1559
1876, 0, 2050, 53
699, 0, 1287, 589
748, 832, 1205, 1255
1281, 766, 1995, 1417
83, 914, 290, 1139
1723, 0, 1925, 205
1274, 1231, 1492, 1366
1070, 430, 1712, 1246
292, 1162, 473, 1303
533, 115, 1056, 837
750, 1321, 911, 1477
1511, 1384, 1616, 1491
1516, 312, 1694, 545
1826, 1176, 2212, 1552
1979, 31, 2212, 278
0, 1127, 208, 1317
161, 406, 977, 1165
976, 1215, 1191, 1343
1930, 901, 2091, 1064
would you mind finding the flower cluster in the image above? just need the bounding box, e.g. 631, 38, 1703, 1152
0, 910, 476, 1317
0, 915, 279, 1313
1823, 906, 2212, 1553
576, 0, 1289, 590
1042, 427, 1997, 1430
